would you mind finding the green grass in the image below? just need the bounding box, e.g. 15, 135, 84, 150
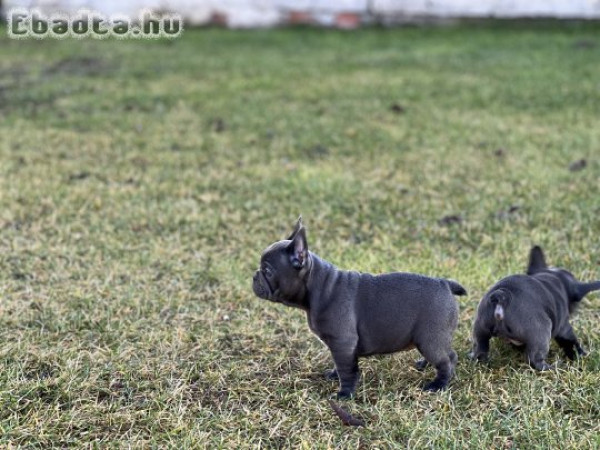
1, 23, 599, 447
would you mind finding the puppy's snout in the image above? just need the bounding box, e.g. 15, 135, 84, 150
494, 304, 504, 321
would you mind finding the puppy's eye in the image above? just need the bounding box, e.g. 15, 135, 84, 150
264, 267, 273, 277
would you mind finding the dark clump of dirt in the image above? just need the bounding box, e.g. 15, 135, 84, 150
0, 67, 36, 112
68, 171, 91, 182
1, 58, 110, 115
0, 66, 29, 87
12, 271, 29, 280
438, 214, 463, 226
306, 144, 329, 159
572, 39, 596, 50
196, 385, 229, 410
23, 359, 60, 381
211, 117, 226, 132
494, 148, 506, 157
568, 159, 587, 172
44, 56, 115, 77
496, 205, 521, 219
390, 103, 406, 114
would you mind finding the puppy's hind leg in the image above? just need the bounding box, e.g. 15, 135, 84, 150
418, 343, 454, 392
415, 350, 455, 373
424, 358, 453, 392
555, 324, 586, 360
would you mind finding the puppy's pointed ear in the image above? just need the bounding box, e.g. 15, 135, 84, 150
527, 246, 548, 275
288, 226, 308, 269
287, 215, 303, 240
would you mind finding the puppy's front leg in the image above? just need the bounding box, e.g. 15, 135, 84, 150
524, 324, 553, 370
526, 340, 552, 371
555, 324, 586, 360
414, 359, 429, 371
324, 368, 339, 380
327, 340, 359, 399
470, 323, 492, 361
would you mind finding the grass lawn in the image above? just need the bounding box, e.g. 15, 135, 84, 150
1, 22, 599, 448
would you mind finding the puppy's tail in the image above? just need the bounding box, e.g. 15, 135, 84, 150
575, 281, 600, 300
489, 289, 512, 321
446, 279, 467, 296
571, 280, 600, 313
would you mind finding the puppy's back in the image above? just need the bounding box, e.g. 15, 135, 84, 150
356, 273, 459, 329
355, 272, 459, 356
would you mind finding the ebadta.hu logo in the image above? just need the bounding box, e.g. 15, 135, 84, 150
6, 9, 183, 39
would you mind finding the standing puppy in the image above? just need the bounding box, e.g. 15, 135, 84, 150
471, 246, 600, 370
252, 218, 466, 398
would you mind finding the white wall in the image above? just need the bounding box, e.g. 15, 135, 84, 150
373, 0, 600, 19
4, 0, 600, 27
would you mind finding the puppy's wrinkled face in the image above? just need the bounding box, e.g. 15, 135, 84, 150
252, 223, 310, 308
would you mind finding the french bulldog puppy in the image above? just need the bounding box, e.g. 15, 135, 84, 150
252, 217, 467, 398
470, 246, 599, 370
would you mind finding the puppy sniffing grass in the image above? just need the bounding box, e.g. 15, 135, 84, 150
470, 246, 600, 370
252, 217, 467, 398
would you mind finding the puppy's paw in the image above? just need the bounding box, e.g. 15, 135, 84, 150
414, 359, 429, 371
324, 369, 339, 381
422, 380, 447, 392
468, 351, 488, 362
533, 362, 555, 371
335, 390, 354, 400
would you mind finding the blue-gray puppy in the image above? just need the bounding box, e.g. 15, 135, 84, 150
470, 246, 599, 370
252, 218, 466, 398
